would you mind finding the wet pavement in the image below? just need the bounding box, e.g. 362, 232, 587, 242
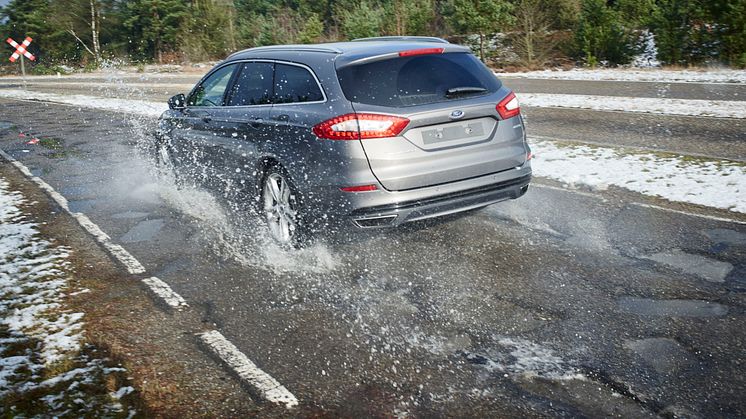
4, 72, 743, 161
0, 76, 745, 417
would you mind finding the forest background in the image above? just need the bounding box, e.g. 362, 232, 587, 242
2, 0, 745, 73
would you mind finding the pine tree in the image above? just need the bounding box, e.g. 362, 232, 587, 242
445, 0, 514, 61
298, 13, 325, 44
123, 0, 188, 62
337, 1, 384, 40
574, 0, 634, 66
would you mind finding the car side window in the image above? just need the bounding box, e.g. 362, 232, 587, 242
273, 64, 324, 104
188, 64, 237, 107
227, 62, 274, 106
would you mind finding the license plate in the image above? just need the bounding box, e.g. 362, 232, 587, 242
422, 121, 485, 145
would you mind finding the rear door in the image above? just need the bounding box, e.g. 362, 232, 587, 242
336, 52, 527, 191
268, 63, 327, 175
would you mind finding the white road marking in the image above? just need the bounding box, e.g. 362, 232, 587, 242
630, 203, 746, 225
1, 148, 294, 404
142, 277, 188, 309
71, 212, 111, 241
532, 183, 746, 225
1, 151, 148, 276
2, 132, 297, 407
198, 330, 298, 409
101, 242, 147, 275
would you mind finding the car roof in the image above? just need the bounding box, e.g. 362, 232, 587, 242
226, 37, 472, 66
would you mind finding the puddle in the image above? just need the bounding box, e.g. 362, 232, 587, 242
642, 249, 733, 283
624, 338, 695, 375
703, 229, 746, 246
405, 332, 472, 356
68, 199, 97, 213
155, 178, 340, 274
0, 121, 14, 132
120, 219, 165, 243
111, 211, 150, 219
60, 185, 93, 200
617, 297, 728, 317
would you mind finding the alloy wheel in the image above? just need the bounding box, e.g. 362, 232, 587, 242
262, 172, 298, 245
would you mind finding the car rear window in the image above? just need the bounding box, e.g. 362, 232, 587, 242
336, 52, 501, 107
227, 62, 274, 106
274, 64, 324, 104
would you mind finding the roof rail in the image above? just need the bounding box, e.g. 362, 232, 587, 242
235, 45, 343, 55
352, 36, 449, 44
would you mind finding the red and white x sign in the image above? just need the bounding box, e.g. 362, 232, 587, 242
6, 37, 35, 62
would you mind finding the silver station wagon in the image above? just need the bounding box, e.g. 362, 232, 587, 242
156, 36, 532, 245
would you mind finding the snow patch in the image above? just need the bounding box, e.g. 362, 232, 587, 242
502, 68, 746, 84
0, 177, 132, 415
520, 93, 746, 119
0, 179, 79, 370
0, 89, 167, 118
532, 140, 746, 213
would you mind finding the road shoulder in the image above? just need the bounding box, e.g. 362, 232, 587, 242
0, 161, 265, 416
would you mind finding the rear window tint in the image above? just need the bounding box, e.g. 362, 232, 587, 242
274, 64, 324, 104
336, 52, 500, 107
227, 62, 274, 106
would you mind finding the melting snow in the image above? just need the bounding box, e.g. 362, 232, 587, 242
502, 68, 746, 84
0, 89, 166, 118
0, 177, 132, 414
532, 140, 746, 213
520, 93, 746, 119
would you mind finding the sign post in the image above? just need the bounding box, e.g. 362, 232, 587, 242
6, 36, 35, 87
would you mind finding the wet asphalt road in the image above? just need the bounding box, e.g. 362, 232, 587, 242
0, 74, 745, 417
3, 73, 744, 161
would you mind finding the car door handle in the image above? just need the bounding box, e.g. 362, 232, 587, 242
249, 118, 263, 128
187, 110, 211, 123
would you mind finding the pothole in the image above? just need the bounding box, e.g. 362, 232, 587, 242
642, 249, 733, 283
617, 297, 728, 317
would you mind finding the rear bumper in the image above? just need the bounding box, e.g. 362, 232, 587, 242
344, 166, 532, 228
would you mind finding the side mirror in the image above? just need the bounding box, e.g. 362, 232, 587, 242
168, 93, 186, 110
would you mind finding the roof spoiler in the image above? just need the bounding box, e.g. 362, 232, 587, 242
352, 36, 449, 44
336, 44, 470, 69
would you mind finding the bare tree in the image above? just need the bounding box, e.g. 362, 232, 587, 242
55, 0, 102, 65
511, 0, 555, 67
90, 0, 101, 64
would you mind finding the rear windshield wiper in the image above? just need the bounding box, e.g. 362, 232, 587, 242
445, 86, 487, 98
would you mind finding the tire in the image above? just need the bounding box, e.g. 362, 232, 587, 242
260, 166, 307, 247
154, 140, 181, 187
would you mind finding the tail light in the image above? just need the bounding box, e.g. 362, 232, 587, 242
398, 48, 444, 57
496, 92, 520, 119
313, 113, 410, 140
